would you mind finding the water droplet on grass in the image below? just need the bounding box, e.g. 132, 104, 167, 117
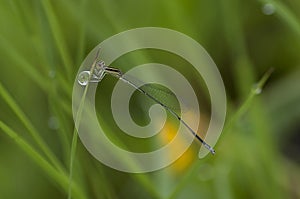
252, 84, 262, 95
48, 70, 56, 78
255, 88, 262, 94
48, 116, 60, 130
78, 71, 90, 86
262, 3, 276, 15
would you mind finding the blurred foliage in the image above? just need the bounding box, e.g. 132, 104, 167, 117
0, 0, 300, 199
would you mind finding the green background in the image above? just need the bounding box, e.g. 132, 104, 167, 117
0, 0, 300, 198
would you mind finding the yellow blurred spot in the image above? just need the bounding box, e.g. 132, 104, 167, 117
159, 122, 196, 173
158, 113, 209, 174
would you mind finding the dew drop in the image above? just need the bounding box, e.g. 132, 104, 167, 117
255, 87, 262, 94
78, 71, 90, 86
252, 84, 262, 95
262, 3, 275, 15
48, 116, 60, 130
48, 70, 56, 78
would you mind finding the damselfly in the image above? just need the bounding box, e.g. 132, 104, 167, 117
77, 50, 215, 155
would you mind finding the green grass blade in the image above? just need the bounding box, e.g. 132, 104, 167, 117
41, 0, 73, 81
0, 121, 87, 199
75, 0, 88, 66
0, 34, 49, 91
224, 68, 274, 132
0, 82, 65, 174
67, 60, 96, 199
258, 0, 300, 36
68, 127, 80, 199
168, 68, 273, 199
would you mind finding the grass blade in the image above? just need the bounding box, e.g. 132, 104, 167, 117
224, 68, 274, 132
258, 0, 300, 36
0, 121, 87, 199
41, 0, 73, 81
0, 82, 65, 173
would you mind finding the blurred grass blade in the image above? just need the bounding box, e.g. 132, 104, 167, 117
224, 68, 274, 132
168, 68, 273, 199
41, 0, 73, 81
0, 121, 87, 199
0, 35, 49, 91
0, 82, 65, 173
68, 128, 79, 199
258, 0, 300, 36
